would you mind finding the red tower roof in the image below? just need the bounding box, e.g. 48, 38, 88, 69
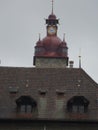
35, 35, 68, 57
34, 2, 68, 58
48, 13, 57, 20
41, 35, 62, 57
36, 39, 43, 47
42, 35, 61, 51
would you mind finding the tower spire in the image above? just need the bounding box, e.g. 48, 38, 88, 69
79, 55, 81, 68
79, 49, 81, 68
51, 0, 54, 14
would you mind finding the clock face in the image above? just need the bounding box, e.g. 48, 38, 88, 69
48, 26, 56, 35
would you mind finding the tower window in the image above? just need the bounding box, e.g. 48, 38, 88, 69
67, 96, 89, 113
35, 48, 41, 53
62, 48, 67, 53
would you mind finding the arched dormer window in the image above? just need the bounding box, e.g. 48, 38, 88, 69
16, 96, 37, 113
67, 96, 89, 113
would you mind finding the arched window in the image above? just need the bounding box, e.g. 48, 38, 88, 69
67, 96, 89, 113
16, 96, 37, 113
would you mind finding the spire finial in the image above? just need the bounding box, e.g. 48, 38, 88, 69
63, 33, 65, 42
51, 0, 54, 14
39, 33, 41, 41
79, 48, 81, 68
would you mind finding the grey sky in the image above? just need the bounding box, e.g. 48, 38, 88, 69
0, 0, 98, 83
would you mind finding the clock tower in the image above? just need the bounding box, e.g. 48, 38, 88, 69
33, 2, 69, 68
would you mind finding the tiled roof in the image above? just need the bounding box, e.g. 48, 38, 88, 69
0, 67, 98, 121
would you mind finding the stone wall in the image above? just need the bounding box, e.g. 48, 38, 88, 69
35, 57, 68, 68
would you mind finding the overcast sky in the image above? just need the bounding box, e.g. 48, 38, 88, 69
0, 0, 98, 83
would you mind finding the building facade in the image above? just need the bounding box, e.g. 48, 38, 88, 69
0, 2, 98, 130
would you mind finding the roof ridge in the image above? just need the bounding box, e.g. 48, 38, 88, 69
80, 68, 98, 87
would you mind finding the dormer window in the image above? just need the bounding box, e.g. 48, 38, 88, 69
16, 96, 37, 113
67, 96, 89, 113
